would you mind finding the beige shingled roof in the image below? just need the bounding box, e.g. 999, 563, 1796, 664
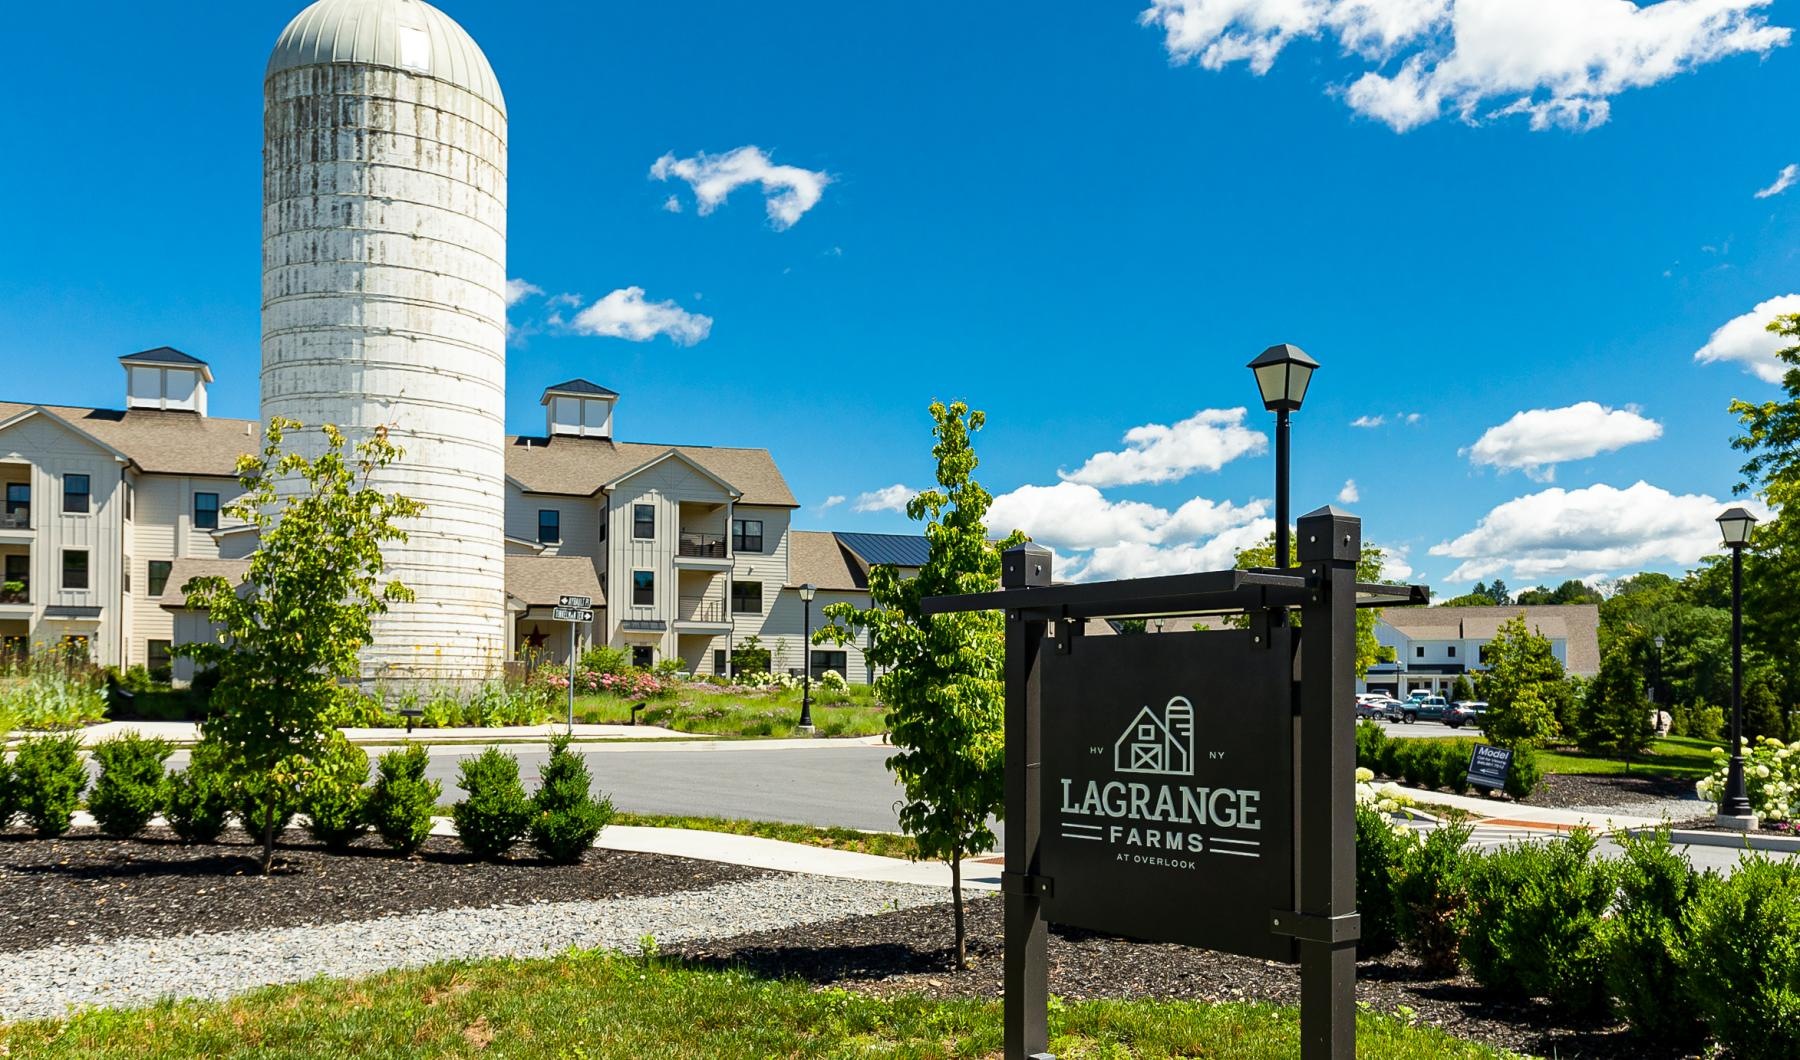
1382, 604, 1600, 675
786, 531, 867, 591
0, 404, 257, 478
506, 435, 797, 507
156, 558, 251, 608
505, 555, 605, 608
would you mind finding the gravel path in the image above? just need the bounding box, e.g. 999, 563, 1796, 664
0, 874, 949, 1022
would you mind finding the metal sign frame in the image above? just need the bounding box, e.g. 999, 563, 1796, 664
922, 506, 1426, 1060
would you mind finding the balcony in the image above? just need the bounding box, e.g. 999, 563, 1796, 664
677, 531, 727, 558
0, 509, 28, 530
0, 582, 28, 610
674, 593, 730, 630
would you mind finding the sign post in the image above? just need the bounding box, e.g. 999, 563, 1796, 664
923, 506, 1426, 1060
553, 596, 594, 734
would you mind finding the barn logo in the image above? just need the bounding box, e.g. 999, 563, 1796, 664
1114, 696, 1195, 776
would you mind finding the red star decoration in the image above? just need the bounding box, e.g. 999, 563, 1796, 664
526, 625, 548, 649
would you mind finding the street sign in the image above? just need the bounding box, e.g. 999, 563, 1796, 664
1466, 744, 1513, 790
551, 606, 594, 623
1040, 627, 1295, 961
559, 595, 592, 609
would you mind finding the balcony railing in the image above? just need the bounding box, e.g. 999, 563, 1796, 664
0, 508, 28, 530
677, 595, 724, 623
677, 531, 727, 559
0, 584, 27, 605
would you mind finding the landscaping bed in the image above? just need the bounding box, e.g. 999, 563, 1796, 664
1516, 772, 1701, 816
0, 825, 766, 953
673, 895, 1689, 1060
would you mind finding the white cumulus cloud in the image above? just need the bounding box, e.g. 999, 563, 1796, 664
1060, 408, 1266, 487
1755, 163, 1798, 198
504, 278, 543, 306
1694, 294, 1800, 382
1339, 479, 1361, 503
650, 146, 831, 230
1350, 414, 1387, 428
852, 485, 916, 514
1464, 402, 1663, 481
1428, 480, 1753, 582
562, 287, 713, 346
988, 481, 1270, 582
1141, 0, 1791, 132
819, 495, 846, 510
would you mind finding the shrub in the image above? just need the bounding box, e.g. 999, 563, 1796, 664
1394, 740, 1433, 789
164, 742, 233, 844
452, 748, 534, 860
368, 743, 440, 854
12, 732, 87, 837
300, 738, 371, 851
1355, 721, 1387, 773
237, 767, 299, 845
729, 635, 771, 678
1683, 703, 1725, 743
1503, 744, 1542, 799
0, 753, 16, 830
579, 644, 630, 676
1355, 803, 1412, 957
1461, 830, 1617, 1017
818, 669, 849, 691
88, 733, 173, 838
1606, 829, 1707, 1047
1679, 855, 1800, 1060
531, 733, 614, 863
1393, 817, 1474, 975
1438, 741, 1472, 795
1377, 737, 1404, 781
1696, 736, 1800, 822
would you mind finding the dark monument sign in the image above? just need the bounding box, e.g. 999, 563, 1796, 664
923, 505, 1428, 1060
1039, 629, 1295, 961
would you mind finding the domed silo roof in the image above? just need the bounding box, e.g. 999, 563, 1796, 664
267, 0, 505, 113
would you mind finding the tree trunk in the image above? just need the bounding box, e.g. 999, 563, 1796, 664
951, 848, 966, 969
261, 817, 276, 875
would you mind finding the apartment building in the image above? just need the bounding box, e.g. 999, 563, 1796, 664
1358, 604, 1602, 698
4, 353, 923, 684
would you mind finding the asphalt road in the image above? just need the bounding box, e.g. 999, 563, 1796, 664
1365, 718, 1481, 739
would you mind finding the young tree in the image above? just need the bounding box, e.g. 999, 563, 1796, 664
178, 418, 422, 872
816, 401, 1023, 968
1450, 674, 1477, 704
1231, 535, 1399, 677
1579, 642, 1652, 762
1729, 313, 1800, 684
1480, 616, 1567, 748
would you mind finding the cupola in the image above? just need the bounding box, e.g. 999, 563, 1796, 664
541, 379, 617, 439
121, 347, 212, 415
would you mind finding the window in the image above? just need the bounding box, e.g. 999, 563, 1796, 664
732, 518, 764, 554
633, 570, 654, 606
1415, 646, 1424, 658
810, 650, 848, 682
633, 504, 655, 540
148, 560, 173, 598
1447, 645, 1456, 658
598, 507, 607, 542
123, 555, 132, 595
124, 482, 133, 520
147, 640, 172, 678
2, 554, 26, 601
538, 509, 561, 544
62, 549, 89, 590
193, 492, 219, 530
631, 645, 654, 669
1478, 645, 1490, 664
4, 483, 26, 517
713, 649, 727, 676
63, 474, 90, 514
731, 581, 762, 614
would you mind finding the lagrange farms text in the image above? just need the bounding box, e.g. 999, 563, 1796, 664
1058, 778, 1263, 865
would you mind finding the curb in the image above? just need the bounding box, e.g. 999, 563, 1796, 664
1626, 826, 1800, 854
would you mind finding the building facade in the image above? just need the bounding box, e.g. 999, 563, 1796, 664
1358, 604, 1602, 698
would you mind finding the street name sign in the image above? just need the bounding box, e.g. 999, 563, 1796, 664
1466, 744, 1513, 790
1040, 627, 1295, 960
558, 595, 592, 609
551, 606, 594, 624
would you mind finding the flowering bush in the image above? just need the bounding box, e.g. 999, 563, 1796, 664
1354, 767, 1416, 815
1695, 737, 1800, 821
819, 669, 848, 691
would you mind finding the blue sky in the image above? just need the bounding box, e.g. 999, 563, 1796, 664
2, 0, 1797, 593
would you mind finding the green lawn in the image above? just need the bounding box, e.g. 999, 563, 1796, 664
0, 950, 1513, 1059
574, 684, 889, 739
610, 811, 920, 859
1534, 734, 1717, 779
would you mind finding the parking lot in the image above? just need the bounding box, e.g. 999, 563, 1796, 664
1362, 717, 1481, 739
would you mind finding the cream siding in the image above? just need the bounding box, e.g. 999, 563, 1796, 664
503, 481, 601, 560
126, 473, 245, 669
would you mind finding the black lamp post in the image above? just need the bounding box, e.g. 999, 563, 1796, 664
1651, 634, 1665, 734
1248, 344, 1319, 569
797, 582, 817, 733
1716, 506, 1758, 826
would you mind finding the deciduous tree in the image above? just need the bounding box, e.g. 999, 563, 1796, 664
1480, 616, 1567, 748
816, 401, 1023, 968
178, 418, 422, 872
1231, 535, 1398, 677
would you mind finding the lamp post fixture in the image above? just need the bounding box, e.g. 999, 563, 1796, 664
1248, 343, 1319, 570
1651, 634, 1666, 734
798, 582, 817, 734
1716, 507, 1758, 828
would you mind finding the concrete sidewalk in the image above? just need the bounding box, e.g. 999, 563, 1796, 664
65, 720, 718, 746
1392, 785, 1671, 832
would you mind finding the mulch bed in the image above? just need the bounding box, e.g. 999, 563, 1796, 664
0, 825, 767, 953
1518, 772, 1699, 812
672, 895, 1701, 1060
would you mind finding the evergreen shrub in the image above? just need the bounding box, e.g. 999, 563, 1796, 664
1679, 855, 1800, 1060
1461, 830, 1617, 1018
531, 733, 614, 863
1393, 818, 1474, 975
453, 748, 534, 860
12, 732, 87, 837
368, 743, 440, 854
1354, 803, 1410, 957
163, 742, 233, 844
1606, 829, 1708, 1048
88, 733, 173, 838
300, 738, 371, 851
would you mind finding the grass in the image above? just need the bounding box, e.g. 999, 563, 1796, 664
609, 811, 921, 859
574, 683, 889, 739
0, 949, 1513, 1059
1533, 735, 1718, 779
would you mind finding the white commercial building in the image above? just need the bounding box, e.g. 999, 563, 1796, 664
1359, 604, 1602, 699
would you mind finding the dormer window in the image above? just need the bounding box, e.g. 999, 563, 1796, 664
121, 347, 212, 415
541, 380, 618, 438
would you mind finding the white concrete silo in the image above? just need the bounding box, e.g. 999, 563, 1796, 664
262, 0, 508, 679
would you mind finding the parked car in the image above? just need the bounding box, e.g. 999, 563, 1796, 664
1445, 701, 1488, 729
1399, 695, 1451, 723
1356, 697, 1401, 721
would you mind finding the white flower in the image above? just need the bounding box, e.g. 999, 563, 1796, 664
1355, 767, 1375, 783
